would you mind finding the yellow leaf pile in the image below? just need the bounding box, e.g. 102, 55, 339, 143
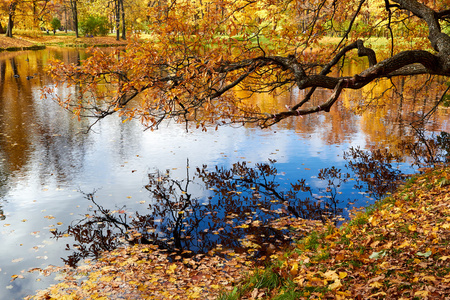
27, 245, 251, 299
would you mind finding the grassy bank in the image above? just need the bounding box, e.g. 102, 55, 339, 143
25, 166, 450, 299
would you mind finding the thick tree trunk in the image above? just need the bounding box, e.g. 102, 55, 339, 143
5, 2, 17, 38
5, 17, 13, 38
70, 0, 79, 38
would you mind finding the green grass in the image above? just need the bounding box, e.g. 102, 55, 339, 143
218, 266, 283, 300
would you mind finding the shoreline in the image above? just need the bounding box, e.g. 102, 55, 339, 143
0, 35, 128, 51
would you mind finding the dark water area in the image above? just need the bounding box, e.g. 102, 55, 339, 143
0, 48, 449, 299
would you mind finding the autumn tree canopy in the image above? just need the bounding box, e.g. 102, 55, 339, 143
45, 0, 450, 130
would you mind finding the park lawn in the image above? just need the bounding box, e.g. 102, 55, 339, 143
25, 166, 450, 299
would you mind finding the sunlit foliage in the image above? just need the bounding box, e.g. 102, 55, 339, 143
42, 0, 450, 130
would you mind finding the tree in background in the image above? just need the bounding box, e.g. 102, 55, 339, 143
69, 0, 78, 37
109, 0, 125, 40
50, 16, 61, 32
45, 0, 450, 130
1, 0, 54, 37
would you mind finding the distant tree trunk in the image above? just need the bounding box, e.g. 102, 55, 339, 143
0, 23, 4, 34
70, 0, 79, 38
115, 0, 120, 41
64, 4, 68, 33
120, 0, 125, 39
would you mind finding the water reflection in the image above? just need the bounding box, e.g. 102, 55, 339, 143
0, 49, 90, 187
51, 131, 450, 268
344, 147, 404, 200
53, 160, 355, 266
398, 127, 450, 168
247, 63, 450, 149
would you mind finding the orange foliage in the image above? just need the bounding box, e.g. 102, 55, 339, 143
43, 0, 450, 130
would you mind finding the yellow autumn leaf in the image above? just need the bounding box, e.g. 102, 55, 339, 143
338, 272, 347, 279
398, 240, 410, 248
414, 290, 429, 297
370, 281, 383, 288
328, 279, 342, 290
422, 276, 436, 282
290, 262, 299, 276
323, 270, 339, 281
408, 224, 417, 231
369, 292, 387, 297
100, 276, 114, 282
166, 263, 177, 274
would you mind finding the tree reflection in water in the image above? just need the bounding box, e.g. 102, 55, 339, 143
53, 130, 450, 267
53, 191, 131, 267
398, 129, 450, 168
53, 160, 352, 267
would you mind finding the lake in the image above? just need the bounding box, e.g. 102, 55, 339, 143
0, 48, 449, 299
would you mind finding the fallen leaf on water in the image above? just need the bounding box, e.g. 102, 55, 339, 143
11, 274, 24, 282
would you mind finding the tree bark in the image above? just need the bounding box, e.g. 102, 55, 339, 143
115, 0, 120, 41
5, 2, 17, 38
70, 0, 79, 38
120, 0, 125, 40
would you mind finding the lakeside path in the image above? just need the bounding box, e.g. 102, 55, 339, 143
24, 166, 450, 299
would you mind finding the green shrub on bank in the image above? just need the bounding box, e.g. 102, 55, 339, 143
79, 15, 110, 36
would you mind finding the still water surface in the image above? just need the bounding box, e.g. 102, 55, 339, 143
0, 48, 448, 299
